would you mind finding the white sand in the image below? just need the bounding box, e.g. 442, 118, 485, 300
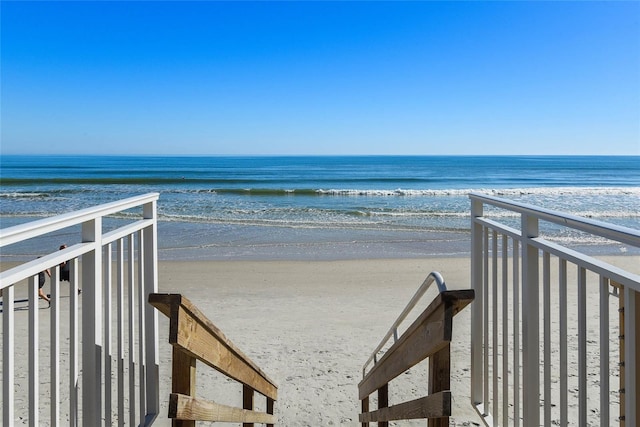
153, 255, 639, 426
153, 258, 482, 426
3, 255, 638, 426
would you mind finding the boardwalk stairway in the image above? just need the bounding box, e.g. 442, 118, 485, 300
150, 293, 277, 427
150, 272, 472, 427
358, 272, 474, 427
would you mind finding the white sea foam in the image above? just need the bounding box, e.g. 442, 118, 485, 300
366, 211, 470, 217
0, 192, 50, 199
316, 187, 640, 197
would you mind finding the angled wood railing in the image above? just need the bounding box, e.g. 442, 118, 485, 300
149, 293, 277, 426
359, 272, 474, 427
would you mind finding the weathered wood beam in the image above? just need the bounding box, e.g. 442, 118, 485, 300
359, 290, 473, 400
359, 391, 451, 422
169, 393, 276, 424
150, 293, 278, 400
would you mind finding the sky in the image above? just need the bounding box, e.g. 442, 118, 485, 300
1, 1, 639, 156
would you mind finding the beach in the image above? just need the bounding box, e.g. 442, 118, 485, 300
1, 154, 638, 425
3, 257, 481, 426
159, 259, 477, 426
2, 254, 639, 425
151, 255, 639, 426
154, 257, 482, 426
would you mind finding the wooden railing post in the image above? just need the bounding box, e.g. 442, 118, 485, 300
378, 384, 389, 427
151, 293, 278, 425
267, 397, 275, 427
243, 384, 255, 427
172, 347, 196, 427
361, 397, 369, 427
428, 345, 451, 427
359, 289, 473, 425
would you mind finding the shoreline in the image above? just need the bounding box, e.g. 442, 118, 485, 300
2, 216, 638, 263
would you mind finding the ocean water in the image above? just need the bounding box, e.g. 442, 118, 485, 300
1, 155, 639, 260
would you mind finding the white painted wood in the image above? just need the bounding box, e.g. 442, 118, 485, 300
469, 192, 640, 247
491, 231, 498, 420
623, 287, 637, 427
469, 193, 639, 427
473, 402, 495, 427
599, 275, 609, 427
483, 227, 489, 413
51, 269, 60, 427
0, 193, 160, 426
143, 199, 160, 422
0, 193, 160, 247
117, 238, 126, 426
501, 235, 508, 427
512, 240, 520, 427
82, 218, 103, 425
3, 285, 15, 426
29, 276, 38, 427
528, 239, 640, 291
578, 267, 587, 427
0, 243, 91, 290
474, 217, 522, 240
128, 234, 137, 427
543, 252, 551, 427
521, 213, 539, 427
559, 260, 568, 427
104, 244, 113, 427
474, 217, 640, 291
470, 198, 484, 408
102, 218, 155, 245
70, 259, 79, 427
137, 230, 147, 426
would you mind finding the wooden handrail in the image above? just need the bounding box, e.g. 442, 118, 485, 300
362, 271, 448, 377
358, 288, 474, 426
150, 293, 277, 426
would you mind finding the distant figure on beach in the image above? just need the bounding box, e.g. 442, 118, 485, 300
59, 244, 81, 293
37, 257, 51, 307
59, 244, 70, 281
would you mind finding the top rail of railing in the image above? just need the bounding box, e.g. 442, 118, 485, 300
469, 192, 640, 247
361, 271, 447, 377
0, 192, 160, 247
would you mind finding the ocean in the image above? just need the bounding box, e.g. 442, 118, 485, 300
1, 155, 639, 260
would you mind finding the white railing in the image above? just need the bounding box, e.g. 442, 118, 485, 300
0, 193, 160, 426
469, 193, 640, 427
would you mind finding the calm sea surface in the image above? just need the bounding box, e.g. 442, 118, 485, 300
1, 155, 639, 260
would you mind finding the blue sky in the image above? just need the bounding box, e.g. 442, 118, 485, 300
1, 1, 639, 156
